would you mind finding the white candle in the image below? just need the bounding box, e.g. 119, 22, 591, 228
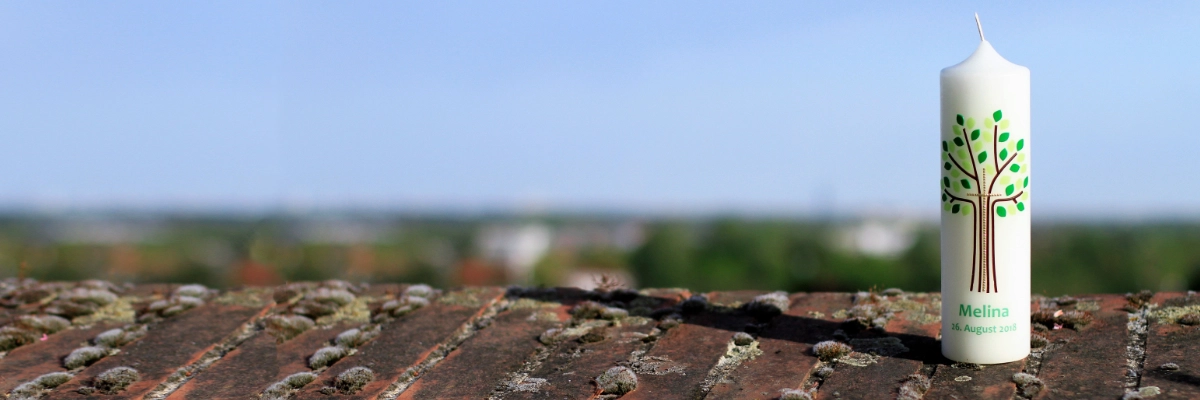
939, 15, 1031, 365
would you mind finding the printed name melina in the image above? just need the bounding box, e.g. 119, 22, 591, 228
958, 304, 1010, 318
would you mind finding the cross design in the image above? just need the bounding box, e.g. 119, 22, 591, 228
965, 170, 999, 200
964, 169, 999, 293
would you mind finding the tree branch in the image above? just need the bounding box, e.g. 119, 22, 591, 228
944, 190, 976, 207
947, 153, 977, 180
962, 128, 979, 184
989, 190, 1024, 207
993, 125, 1000, 177
988, 150, 1020, 196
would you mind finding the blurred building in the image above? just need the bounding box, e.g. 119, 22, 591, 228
835, 218, 918, 258
477, 223, 552, 284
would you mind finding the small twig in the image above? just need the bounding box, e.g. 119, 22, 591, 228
592, 273, 625, 293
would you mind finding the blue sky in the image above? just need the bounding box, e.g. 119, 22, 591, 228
1, 2, 1198, 217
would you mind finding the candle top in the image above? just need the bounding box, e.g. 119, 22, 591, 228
942, 16, 1028, 78
942, 41, 1028, 77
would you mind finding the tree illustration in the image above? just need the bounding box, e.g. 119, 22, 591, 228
941, 109, 1029, 293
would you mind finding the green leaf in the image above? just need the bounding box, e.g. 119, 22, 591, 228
1016, 139, 1025, 151
999, 132, 1009, 142
944, 162, 952, 170
960, 179, 971, 189
971, 129, 980, 141
999, 119, 1010, 130
956, 114, 964, 125
1023, 176, 1029, 188
954, 137, 964, 146
993, 110, 1002, 122
1005, 184, 1015, 196
999, 149, 1008, 160
952, 204, 961, 213
1017, 202, 1025, 211
962, 206, 972, 215
977, 151, 988, 164
966, 118, 975, 129
943, 177, 950, 188
997, 206, 1007, 217
942, 141, 948, 152
1010, 163, 1020, 173
942, 193, 947, 202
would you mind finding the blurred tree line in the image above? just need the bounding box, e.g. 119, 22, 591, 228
627, 219, 940, 292
627, 220, 1200, 294
1, 214, 1199, 295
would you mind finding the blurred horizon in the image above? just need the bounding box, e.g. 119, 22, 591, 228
3, 211, 1200, 296
6, 207, 1200, 224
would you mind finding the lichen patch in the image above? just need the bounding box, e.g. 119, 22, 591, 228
71, 296, 136, 326
897, 373, 931, 400
213, 288, 271, 307
837, 352, 880, 367
1075, 299, 1101, 311
507, 297, 559, 310
697, 336, 763, 396
1149, 304, 1200, 324
497, 373, 548, 393
1012, 372, 1044, 398
623, 350, 687, 375
437, 287, 493, 308
315, 296, 374, 326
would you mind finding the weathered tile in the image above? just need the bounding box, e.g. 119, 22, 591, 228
882, 293, 942, 338
164, 323, 355, 399
45, 300, 271, 399
165, 284, 402, 398
0, 324, 121, 393
621, 311, 756, 400
925, 360, 1024, 400
640, 288, 689, 304
706, 290, 769, 308
509, 322, 657, 400
1139, 292, 1200, 399
395, 305, 564, 399
0, 284, 1184, 399
294, 287, 505, 399
814, 353, 922, 399
1031, 294, 1130, 399
707, 293, 852, 399
811, 292, 944, 400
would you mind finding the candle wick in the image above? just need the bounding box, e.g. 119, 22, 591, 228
974, 13, 986, 42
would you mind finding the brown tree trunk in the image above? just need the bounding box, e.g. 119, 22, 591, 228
990, 201, 999, 293
971, 202, 995, 293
